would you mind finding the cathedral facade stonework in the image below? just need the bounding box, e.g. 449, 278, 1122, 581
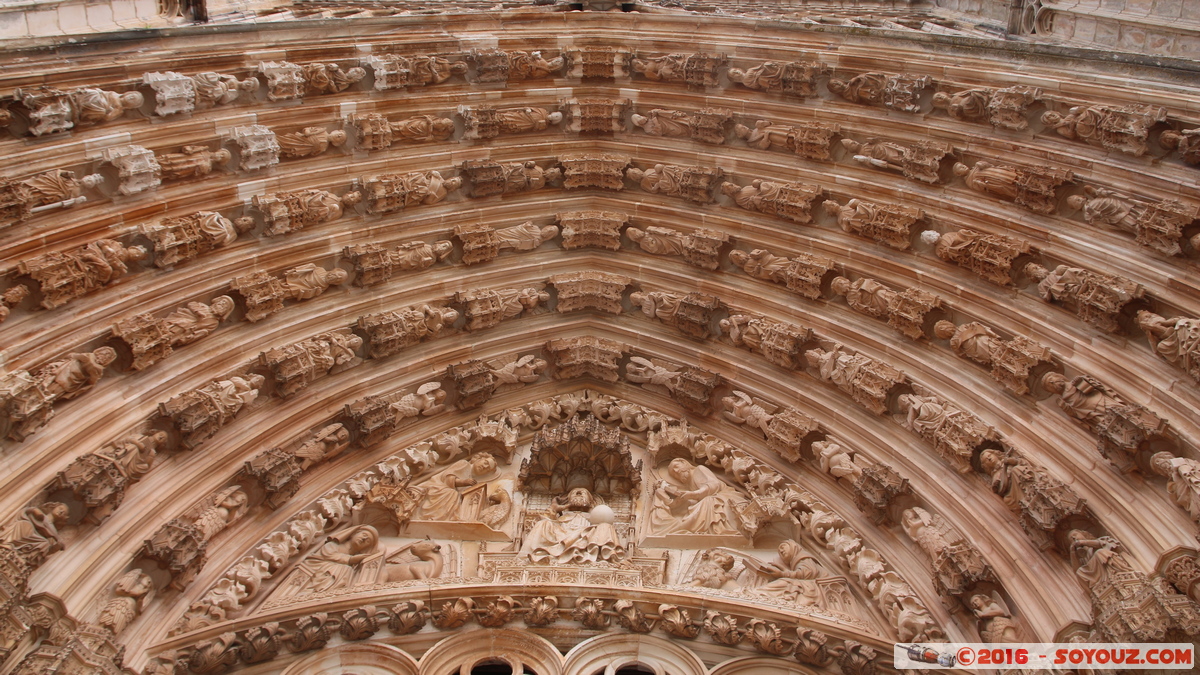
1, 2, 1200, 673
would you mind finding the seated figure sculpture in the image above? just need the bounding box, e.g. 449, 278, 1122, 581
520, 487, 624, 565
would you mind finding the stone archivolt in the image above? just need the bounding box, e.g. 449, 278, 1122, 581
3, 15, 1200, 675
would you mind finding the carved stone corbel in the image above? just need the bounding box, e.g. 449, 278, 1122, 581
549, 271, 632, 314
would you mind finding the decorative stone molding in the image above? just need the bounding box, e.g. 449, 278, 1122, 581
721, 178, 823, 224
548, 271, 632, 314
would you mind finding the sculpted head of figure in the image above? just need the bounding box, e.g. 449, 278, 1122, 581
931, 92, 951, 110
1041, 372, 1067, 395
668, 458, 694, 483
341, 525, 379, 554
213, 149, 232, 165
564, 487, 596, 511
827, 78, 847, 95
978, 448, 1003, 475
93, 346, 118, 368
44, 501, 70, 525
707, 550, 735, 571
119, 92, 144, 110
933, 320, 958, 341
470, 453, 497, 477
1150, 451, 1176, 477
210, 296, 235, 321
328, 130, 348, 147
115, 568, 154, 598
233, 216, 256, 234
952, 162, 972, 178
341, 191, 363, 207
830, 276, 851, 296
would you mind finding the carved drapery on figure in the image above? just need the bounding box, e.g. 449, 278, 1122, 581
842, 138, 953, 184
253, 188, 361, 236
1068, 531, 1200, 642
459, 160, 561, 198
1150, 453, 1200, 524
731, 248, 836, 300
934, 320, 1052, 396
930, 228, 1033, 286
828, 72, 931, 113
17, 238, 147, 310
1025, 263, 1143, 333
53, 428, 167, 525
468, 48, 564, 82
735, 119, 839, 160
900, 507, 996, 602
979, 447, 1087, 550
1041, 373, 1166, 472
344, 240, 452, 286
728, 59, 829, 96
363, 171, 459, 213
633, 108, 732, 145
454, 287, 547, 331
898, 390, 998, 474
158, 375, 265, 449
0, 170, 100, 229
1137, 310, 1200, 384
351, 113, 454, 151
953, 160, 1073, 215
721, 313, 813, 370
358, 304, 458, 359
1068, 187, 1199, 257
112, 295, 235, 370
140, 211, 254, 268
649, 458, 757, 539
631, 52, 727, 88
362, 54, 466, 90
1, 348, 118, 441
141, 486, 248, 589
721, 178, 823, 224
454, 221, 559, 264
626, 225, 729, 270
630, 290, 722, 340
260, 329, 363, 398
275, 126, 346, 159
1042, 103, 1166, 156
627, 164, 724, 204
932, 85, 1042, 130
344, 382, 445, 447
458, 105, 563, 140
806, 344, 904, 416
830, 276, 942, 341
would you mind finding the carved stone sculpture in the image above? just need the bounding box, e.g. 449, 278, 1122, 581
1, 347, 118, 441
650, 458, 754, 537
112, 295, 235, 370
843, 138, 953, 184
292, 424, 351, 472
140, 212, 254, 268
0, 170, 101, 228
227, 124, 280, 171
632, 52, 727, 87
932, 85, 1042, 130
459, 159, 561, 198
469, 48, 563, 82
155, 146, 231, 182
558, 211, 626, 250
258, 61, 305, 101
1067, 187, 1199, 257
1042, 372, 1166, 471
1025, 263, 1143, 333
559, 153, 630, 190
721, 178, 823, 224
191, 72, 257, 108
158, 374, 265, 449
344, 382, 445, 447
11, 86, 74, 136
0, 285, 28, 323
101, 145, 161, 195
828, 72, 931, 113
260, 329, 363, 397
228, 271, 288, 322
901, 507, 995, 600
1, 502, 69, 568
563, 46, 631, 79
254, 188, 360, 236
831, 276, 942, 341
721, 313, 813, 370
142, 486, 248, 588
39, 86, 141, 129
301, 63, 365, 95
1150, 453, 1200, 524
453, 222, 558, 265
1161, 129, 1200, 165
16, 237, 147, 308
143, 71, 195, 116
520, 487, 625, 564
96, 570, 153, 636
1042, 104, 1166, 156
1136, 310, 1200, 384
276, 126, 345, 159
357, 304, 458, 359
632, 108, 732, 145
727, 59, 829, 96
734, 119, 839, 160
953, 160, 1073, 214
362, 54, 466, 90
969, 592, 1021, 642
899, 391, 997, 474
363, 171, 459, 214
344, 240, 451, 287
814, 439, 871, 485
626, 225, 729, 270
823, 198, 922, 250
1068, 530, 1200, 641
454, 287, 546, 331
545, 336, 626, 382
934, 320, 1052, 395
347, 113, 454, 151
626, 356, 720, 414
549, 271, 632, 314
627, 164, 723, 204
806, 344, 905, 416
459, 105, 563, 139
730, 248, 836, 300
979, 447, 1087, 550
723, 393, 818, 463
631, 290, 722, 339
929, 228, 1033, 286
